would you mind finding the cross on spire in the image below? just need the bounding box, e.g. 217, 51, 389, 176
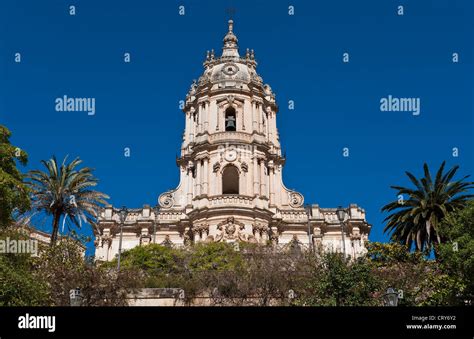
225, 7, 236, 19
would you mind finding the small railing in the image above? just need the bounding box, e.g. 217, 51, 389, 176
209, 131, 253, 143
209, 195, 254, 206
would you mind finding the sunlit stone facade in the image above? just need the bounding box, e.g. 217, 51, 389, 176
94, 21, 371, 261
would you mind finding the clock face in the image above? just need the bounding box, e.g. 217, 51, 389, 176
225, 150, 237, 162
222, 63, 239, 76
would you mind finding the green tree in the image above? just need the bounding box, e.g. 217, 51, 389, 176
189, 242, 243, 271
105, 243, 184, 274
382, 162, 473, 253
367, 242, 463, 306
27, 156, 108, 245
296, 252, 380, 306
0, 228, 50, 306
437, 201, 474, 304
0, 125, 30, 229
36, 239, 139, 306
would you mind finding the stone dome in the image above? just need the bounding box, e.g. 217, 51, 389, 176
195, 20, 263, 90
210, 61, 251, 83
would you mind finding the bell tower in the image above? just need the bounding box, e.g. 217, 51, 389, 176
95, 20, 371, 260
158, 19, 304, 244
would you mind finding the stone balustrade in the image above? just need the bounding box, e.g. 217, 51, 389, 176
209, 194, 253, 207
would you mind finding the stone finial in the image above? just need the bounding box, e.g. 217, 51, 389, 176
222, 20, 239, 58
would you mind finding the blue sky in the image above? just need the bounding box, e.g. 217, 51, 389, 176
1, 0, 473, 255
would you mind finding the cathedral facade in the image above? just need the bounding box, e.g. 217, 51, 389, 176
94, 21, 371, 261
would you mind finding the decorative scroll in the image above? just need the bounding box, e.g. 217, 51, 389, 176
159, 192, 174, 208
288, 191, 304, 208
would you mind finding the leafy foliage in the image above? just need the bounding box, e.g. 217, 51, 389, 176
382, 161, 473, 252
0, 125, 30, 229
27, 156, 109, 245
436, 201, 474, 304
296, 252, 380, 306
106, 243, 184, 274
0, 227, 139, 306
0, 229, 49, 306
188, 241, 244, 271
36, 239, 139, 306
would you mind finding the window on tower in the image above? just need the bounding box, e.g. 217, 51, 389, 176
225, 107, 236, 131
222, 165, 239, 194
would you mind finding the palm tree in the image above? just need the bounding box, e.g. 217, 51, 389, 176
27, 156, 108, 245
382, 161, 473, 253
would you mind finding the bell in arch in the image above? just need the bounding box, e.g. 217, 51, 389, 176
225, 106, 237, 131
225, 115, 236, 131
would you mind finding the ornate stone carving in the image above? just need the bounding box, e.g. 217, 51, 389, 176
94, 20, 372, 262
101, 235, 113, 248
183, 232, 191, 246
247, 235, 258, 243
140, 234, 151, 245
161, 235, 173, 247
226, 94, 235, 105
189, 79, 197, 95
159, 192, 174, 208
288, 191, 304, 208
192, 223, 209, 239
222, 63, 239, 76
215, 217, 247, 242
269, 232, 279, 246
252, 222, 269, 237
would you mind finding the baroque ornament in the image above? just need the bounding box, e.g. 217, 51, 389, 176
159, 192, 174, 208
288, 191, 304, 208
215, 217, 247, 242
93, 19, 371, 263
222, 63, 239, 76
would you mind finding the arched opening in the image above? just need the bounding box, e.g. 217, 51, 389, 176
225, 107, 236, 131
222, 165, 239, 194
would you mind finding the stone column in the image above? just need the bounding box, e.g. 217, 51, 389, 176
202, 158, 208, 195
253, 155, 259, 196
202, 102, 208, 132
187, 165, 193, 205
191, 108, 196, 142
252, 100, 258, 132
270, 111, 277, 143
268, 162, 274, 204
197, 104, 203, 135
259, 160, 266, 197
195, 160, 201, 197
241, 106, 245, 131
266, 112, 270, 141
189, 108, 196, 143
217, 170, 222, 195
267, 110, 273, 141
185, 111, 191, 144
